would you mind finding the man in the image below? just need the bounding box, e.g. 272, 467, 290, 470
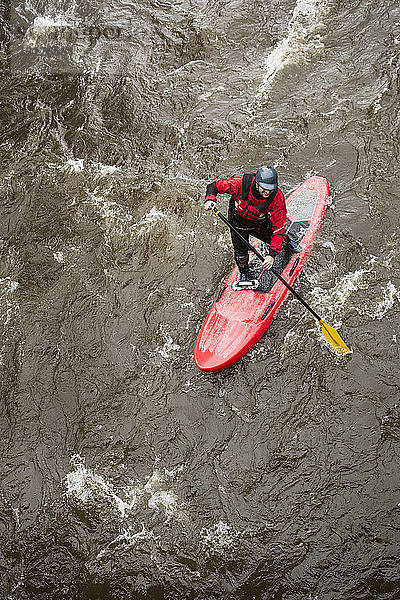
204, 166, 299, 282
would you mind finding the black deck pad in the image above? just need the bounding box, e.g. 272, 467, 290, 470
287, 220, 309, 243
248, 219, 309, 294
247, 243, 290, 294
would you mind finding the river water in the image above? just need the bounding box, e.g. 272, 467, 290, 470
1, 0, 399, 598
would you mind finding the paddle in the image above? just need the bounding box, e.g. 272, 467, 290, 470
212, 206, 351, 355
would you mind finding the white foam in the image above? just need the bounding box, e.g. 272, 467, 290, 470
97, 524, 155, 559
61, 159, 121, 177
32, 15, 72, 29
310, 253, 398, 324
133, 207, 168, 237
144, 468, 162, 493
260, 0, 330, 90
66, 459, 258, 563
281, 327, 303, 357
321, 241, 336, 254
361, 281, 400, 321
310, 253, 382, 319
0, 279, 20, 366
295, 254, 398, 355
156, 333, 181, 359
66, 456, 137, 518
200, 521, 238, 553
95, 164, 120, 177
163, 465, 184, 478
79, 192, 133, 240
148, 490, 178, 519
94, 197, 133, 224
53, 251, 65, 263
304, 267, 366, 354
326, 268, 369, 310
63, 158, 84, 173
65, 458, 182, 520
217, 233, 231, 251
143, 468, 180, 519
0, 278, 19, 295
24, 16, 75, 48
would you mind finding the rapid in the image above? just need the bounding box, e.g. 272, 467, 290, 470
0, 0, 399, 598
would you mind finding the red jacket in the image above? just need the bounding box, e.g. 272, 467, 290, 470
205, 174, 287, 256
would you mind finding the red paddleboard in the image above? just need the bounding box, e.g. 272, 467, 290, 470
194, 176, 329, 371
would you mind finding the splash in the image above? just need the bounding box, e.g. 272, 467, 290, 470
95, 163, 120, 177
0, 277, 19, 299
134, 207, 168, 237
289, 252, 398, 356
66, 458, 254, 565
260, 0, 330, 91
358, 281, 400, 321
66, 455, 137, 518
63, 158, 84, 173
148, 490, 178, 518
78, 192, 133, 242
311, 255, 399, 324
87, 193, 132, 223
97, 524, 156, 559
281, 327, 303, 358
217, 233, 231, 251
156, 331, 181, 359
0, 278, 20, 367
324, 267, 369, 311
61, 158, 121, 177
23, 16, 76, 49
321, 241, 336, 255
144, 469, 180, 519
200, 521, 238, 554
65, 457, 181, 520
53, 251, 65, 263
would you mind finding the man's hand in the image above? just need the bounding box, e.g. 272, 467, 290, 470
204, 200, 216, 211
262, 255, 274, 270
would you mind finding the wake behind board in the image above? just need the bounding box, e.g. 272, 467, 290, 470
194, 176, 329, 371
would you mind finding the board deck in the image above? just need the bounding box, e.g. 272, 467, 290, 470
194, 176, 329, 371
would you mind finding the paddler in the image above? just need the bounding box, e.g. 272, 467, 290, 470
204, 166, 300, 282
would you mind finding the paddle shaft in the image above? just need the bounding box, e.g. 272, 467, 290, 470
213, 207, 323, 322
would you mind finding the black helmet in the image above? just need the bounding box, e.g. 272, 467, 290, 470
255, 166, 278, 191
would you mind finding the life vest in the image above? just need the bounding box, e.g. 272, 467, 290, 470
233, 173, 276, 222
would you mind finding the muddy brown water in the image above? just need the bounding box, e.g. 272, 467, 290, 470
0, 0, 399, 598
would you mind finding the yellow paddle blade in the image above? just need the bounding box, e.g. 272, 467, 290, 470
320, 320, 351, 355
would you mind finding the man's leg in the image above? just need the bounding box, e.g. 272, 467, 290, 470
231, 226, 250, 274
228, 199, 251, 274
